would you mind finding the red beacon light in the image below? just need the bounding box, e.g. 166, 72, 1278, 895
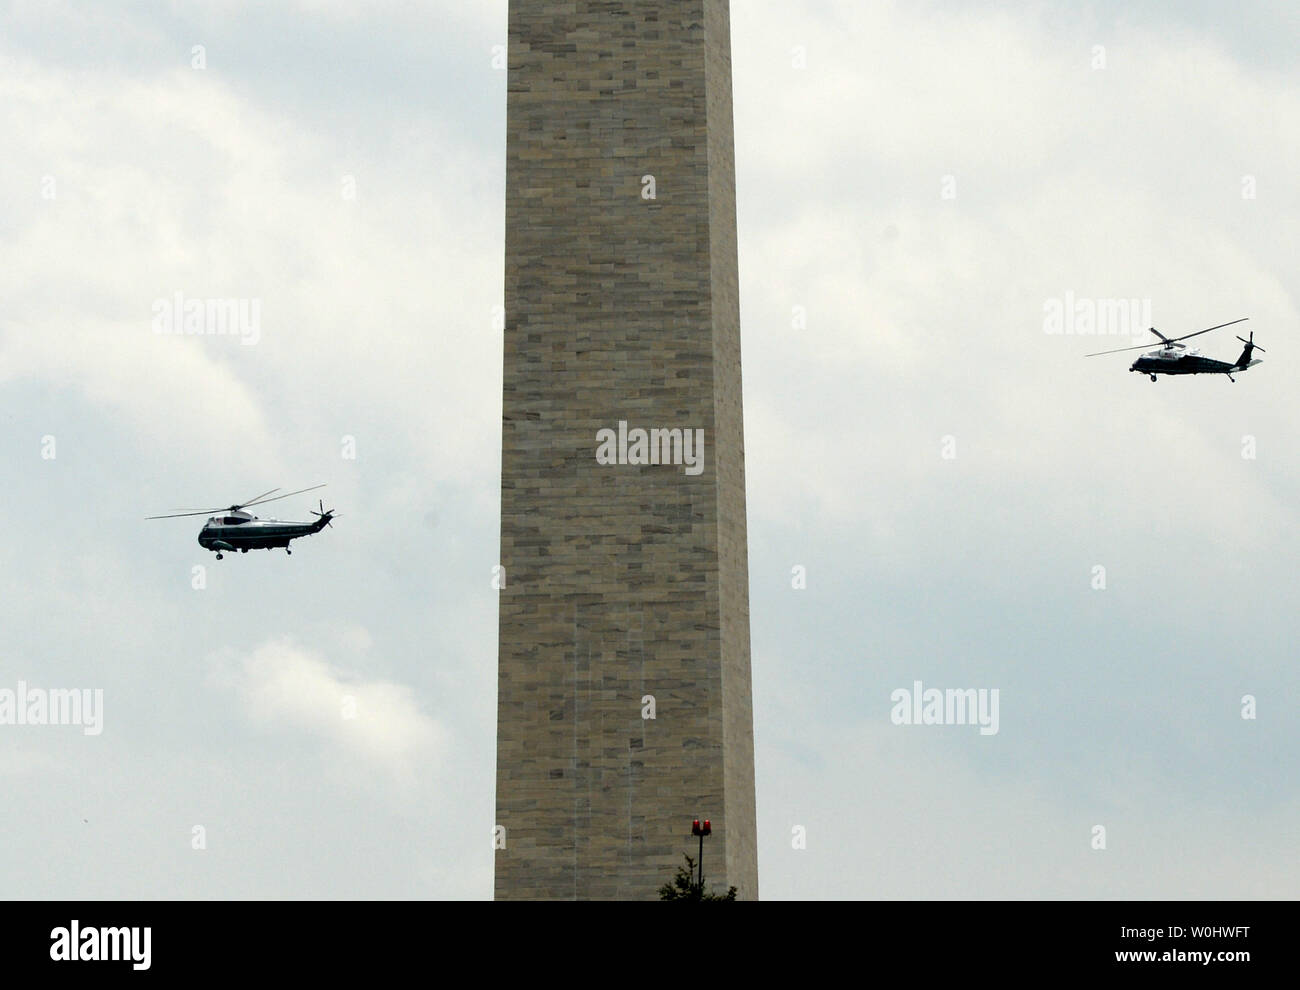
689, 817, 714, 888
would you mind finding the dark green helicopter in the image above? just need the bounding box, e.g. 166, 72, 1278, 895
1087, 318, 1263, 382
148, 485, 336, 559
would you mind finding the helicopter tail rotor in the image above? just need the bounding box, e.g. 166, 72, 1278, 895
310, 499, 337, 529
1233, 331, 1264, 369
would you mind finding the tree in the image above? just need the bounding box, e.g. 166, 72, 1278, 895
658, 854, 737, 901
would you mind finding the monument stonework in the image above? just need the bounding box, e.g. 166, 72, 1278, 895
496, 0, 757, 900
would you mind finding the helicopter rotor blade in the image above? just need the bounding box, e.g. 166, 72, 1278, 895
1086, 318, 1249, 357
1163, 317, 1248, 345
234, 487, 280, 510
241, 484, 327, 510
1084, 340, 1163, 357
149, 485, 326, 520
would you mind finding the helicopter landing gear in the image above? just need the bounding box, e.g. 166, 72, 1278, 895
286, 548, 292, 555
216, 552, 224, 560
1150, 374, 1157, 382
240, 548, 248, 553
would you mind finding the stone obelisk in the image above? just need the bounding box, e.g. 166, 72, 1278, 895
496, 0, 757, 900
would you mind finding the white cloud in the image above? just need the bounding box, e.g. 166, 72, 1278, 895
0, 51, 504, 483
211, 637, 445, 770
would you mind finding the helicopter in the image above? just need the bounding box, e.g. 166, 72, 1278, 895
1086, 317, 1263, 382
147, 485, 336, 559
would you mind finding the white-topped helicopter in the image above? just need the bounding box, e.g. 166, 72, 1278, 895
1086, 317, 1264, 382
147, 485, 336, 559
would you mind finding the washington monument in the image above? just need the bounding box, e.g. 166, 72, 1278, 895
496, 0, 757, 900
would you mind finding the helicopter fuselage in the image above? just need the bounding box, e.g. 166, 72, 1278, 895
1130, 347, 1261, 380
197, 511, 329, 555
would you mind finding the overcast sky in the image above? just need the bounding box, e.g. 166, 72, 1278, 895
2, 0, 1296, 899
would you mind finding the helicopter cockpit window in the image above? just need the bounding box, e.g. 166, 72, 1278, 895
224, 516, 247, 525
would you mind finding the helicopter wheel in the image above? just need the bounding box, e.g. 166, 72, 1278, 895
286, 548, 292, 555
216, 553, 223, 560
1150, 375, 1157, 382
